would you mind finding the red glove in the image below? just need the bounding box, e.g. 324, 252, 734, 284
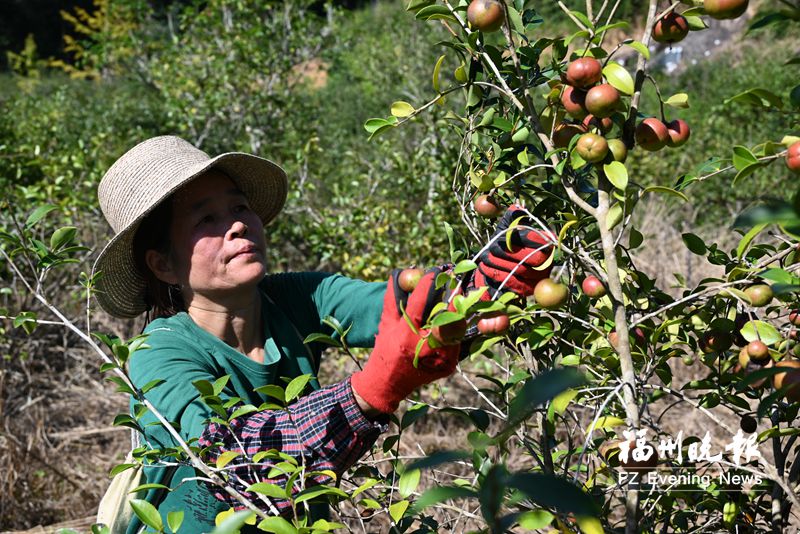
474, 205, 555, 297
351, 267, 460, 414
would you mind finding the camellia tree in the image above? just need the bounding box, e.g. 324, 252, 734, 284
3, 0, 800, 533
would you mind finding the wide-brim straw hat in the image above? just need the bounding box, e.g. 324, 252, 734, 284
93, 135, 288, 318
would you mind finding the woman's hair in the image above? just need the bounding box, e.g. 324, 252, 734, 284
132, 198, 185, 318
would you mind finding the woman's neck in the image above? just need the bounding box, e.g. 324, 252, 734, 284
186, 291, 264, 361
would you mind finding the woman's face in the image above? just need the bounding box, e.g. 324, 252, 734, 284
147, 170, 267, 306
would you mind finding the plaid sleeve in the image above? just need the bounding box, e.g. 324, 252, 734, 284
197, 377, 388, 514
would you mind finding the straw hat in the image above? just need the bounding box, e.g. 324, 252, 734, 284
93, 135, 288, 318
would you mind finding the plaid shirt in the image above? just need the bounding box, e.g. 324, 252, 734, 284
198, 378, 387, 513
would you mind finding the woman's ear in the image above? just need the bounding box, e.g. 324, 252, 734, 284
145, 249, 179, 285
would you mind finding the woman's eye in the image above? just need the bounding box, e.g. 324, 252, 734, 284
197, 214, 214, 226
233, 204, 249, 213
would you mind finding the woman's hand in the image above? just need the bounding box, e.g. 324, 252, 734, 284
351, 267, 460, 414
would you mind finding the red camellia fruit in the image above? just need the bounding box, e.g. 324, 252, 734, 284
652, 12, 690, 43
581, 275, 606, 298
666, 119, 691, 147
561, 85, 589, 118
397, 268, 425, 292
704, 0, 748, 20
585, 84, 621, 118
606, 138, 628, 162
431, 318, 468, 346
474, 194, 505, 218
582, 114, 614, 134
635, 118, 669, 151
700, 330, 733, 353
620, 440, 659, 474
576, 133, 609, 163
787, 142, 800, 174
565, 57, 603, 88
745, 284, 773, 307
746, 340, 770, 363
609, 327, 646, 350
533, 278, 569, 309
789, 310, 800, 326
552, 122, 588, 148
773, 359, 800, 402
477, 311, 511, 335
467, 0, 506, 32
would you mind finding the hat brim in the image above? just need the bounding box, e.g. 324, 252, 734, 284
93, 152, 288, 318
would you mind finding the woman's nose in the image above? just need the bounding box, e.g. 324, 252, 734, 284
227, 220, 248, 239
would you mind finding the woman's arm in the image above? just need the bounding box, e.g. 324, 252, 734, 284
197, 377, 387, 513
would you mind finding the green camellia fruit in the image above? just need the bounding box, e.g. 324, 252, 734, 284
565, 57, 603, 88
704, 0, 748, 19
787, 142, 800, 174
635, 118, 669, 151
584, 84, 621, 118
467, 0, 506, 32
606, 138, 628, 162
744, 284, 773, 307
652, 12, 690, 43
576, 133, 609, 163
533, 278, 569, 309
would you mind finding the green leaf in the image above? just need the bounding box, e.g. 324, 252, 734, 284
398, 468, 421, 498
732, 161, 768, 186
285, 374, 312, 402
254, 384, 285, 403
432, 54, 445, 93
431, 311, 464, 326
109, 463, 138, 477
364, 117, 390, 133
216, 451, 241, 469
684, 15, 707, 30
407, 450, 471, 471
246, 482, 289, 499
506, 472, 599, 516
586, 416, 625, 433
733, 201, 798, 229
602, 62, 634, 95
758, 268, 797, 285
454, 259, 478, 274
605, 203, 623, 230
412, 486, 477, 511
167, 511, 184, 534
603, 161, 628, 191
256, 516, 297, 534
552, 388, 579, 415
293, 485, 348, 504
391, 101, 415, 118
577, 516, 605, 534
130, 499, 163, 532
25, 204, 57, 228
741, 320, 781, 345
681, 233, 706, 255
725, 88, 783, 109
130, 483, 171, 493
389, 500, 410, 523
502, 369, 585, 434
624, 40, 650, 59
50, 226, 77, 250
732, 145, 758, 171
303, 332, 340, 347
415, 4, 453, 20
569, 10, 593, 29
518, 510, 554, 529
664, 93, 689, 108
736, 223, 767, 258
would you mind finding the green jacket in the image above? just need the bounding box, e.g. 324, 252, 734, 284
125, 272, 385, 534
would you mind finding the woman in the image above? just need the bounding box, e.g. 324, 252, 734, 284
93, 136, 552, 532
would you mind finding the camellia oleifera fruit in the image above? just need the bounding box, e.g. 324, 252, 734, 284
583, 114, 614, 134
666, 119, 691, 147
740, 415, 757, 434
744, 284, 773, 307
699, 330, 733, 353
474, 194, 505, 218
552, 122, 588, 148
704, 0, 748, 20
606, 138, 628, 162
477, 311, 510, 335
635, 118, 669, 151
397, 268, 425, 292
561, 85, 589, 119
467, 0, 506, 32
609, 327, 646, 350
746, 340, 770, 363
431, 317, 468, 346
585, 84, 621, 118
652, 11, 689, 43
565, 57, 603, 88
581, 275, 606, 298
789, 309, 800, 326
533, 278, 569, 309
576, 133, 609, 163
619, 440, 659, 474
773, 359, 800, 402
787, 141, 800, 174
